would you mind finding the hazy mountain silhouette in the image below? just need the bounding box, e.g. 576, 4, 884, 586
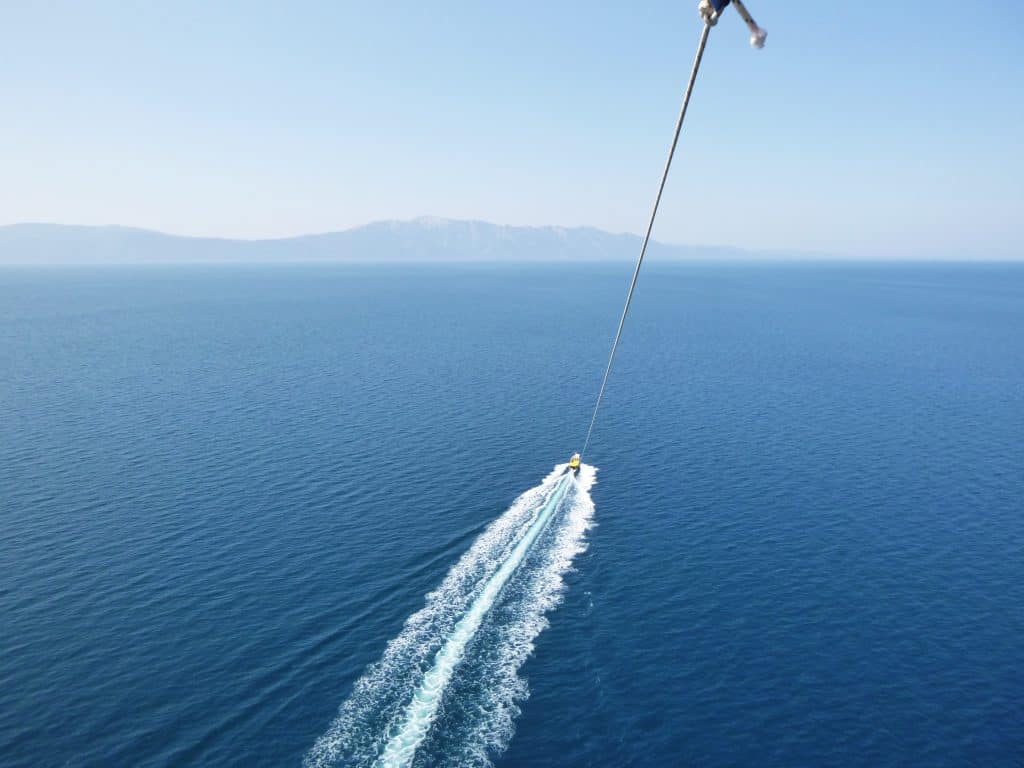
0, 217, 757, 265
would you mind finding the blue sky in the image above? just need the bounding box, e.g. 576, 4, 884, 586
2, 1, 1021, 257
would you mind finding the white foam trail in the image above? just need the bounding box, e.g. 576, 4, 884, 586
305, 463, 596, 768
453, 462, 596, 766
375, 473, 573, 767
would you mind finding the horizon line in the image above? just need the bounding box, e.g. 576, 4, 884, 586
1, 219, 1020, 263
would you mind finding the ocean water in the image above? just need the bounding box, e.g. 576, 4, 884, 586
1, 262, 1022, 767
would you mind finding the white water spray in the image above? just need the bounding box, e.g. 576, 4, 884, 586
375, 473, 573, 767
305, 464, 596, 768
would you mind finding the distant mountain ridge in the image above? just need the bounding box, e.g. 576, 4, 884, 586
0, 218, 755, 265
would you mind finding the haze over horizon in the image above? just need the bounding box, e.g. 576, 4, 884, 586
2, 1, 1021, 260
0, 217, 779, 265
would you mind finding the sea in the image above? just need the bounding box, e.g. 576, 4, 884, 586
1, 262, 1022, 767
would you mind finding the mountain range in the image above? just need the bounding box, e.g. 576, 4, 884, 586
0, 218, 765, 265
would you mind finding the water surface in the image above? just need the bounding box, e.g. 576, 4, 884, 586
1, 263, 1022, 766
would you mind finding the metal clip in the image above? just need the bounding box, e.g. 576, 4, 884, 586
697, 0, 766, 48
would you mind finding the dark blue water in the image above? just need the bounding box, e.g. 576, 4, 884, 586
2, 263, 1022, 767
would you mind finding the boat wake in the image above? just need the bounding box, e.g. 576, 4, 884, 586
305, 463, 597, 768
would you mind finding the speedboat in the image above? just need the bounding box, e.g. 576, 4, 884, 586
567, 453, 581, 474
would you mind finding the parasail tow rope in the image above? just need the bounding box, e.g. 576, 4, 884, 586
579, 0, 765, 460
579, 22, 710, 459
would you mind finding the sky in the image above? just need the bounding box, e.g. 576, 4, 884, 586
1, 1, 1021, 258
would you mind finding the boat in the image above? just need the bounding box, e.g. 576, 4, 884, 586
568, 453, 581, 473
